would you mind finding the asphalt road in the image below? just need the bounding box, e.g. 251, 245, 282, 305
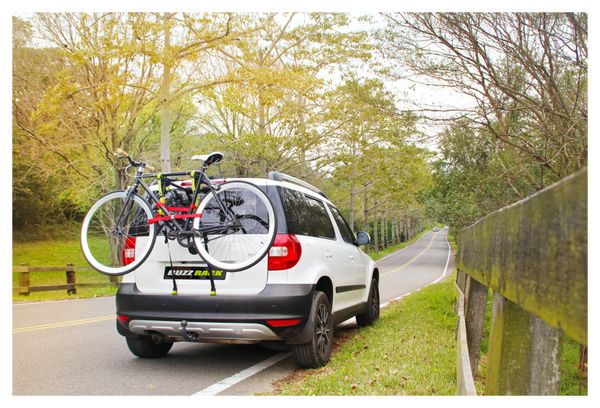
12, 228, 453, 395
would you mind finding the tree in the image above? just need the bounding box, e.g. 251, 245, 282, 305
381, 12, 587, 189
193, 13, 371, 178
15, 13, 238, 198
319, 77, 431, 246
422, 121, 531, 229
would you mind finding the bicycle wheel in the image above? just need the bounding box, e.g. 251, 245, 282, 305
81, 191, 156, 276
193, 181, 277, 271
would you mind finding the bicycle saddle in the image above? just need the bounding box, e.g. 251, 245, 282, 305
191, 151, 224, 166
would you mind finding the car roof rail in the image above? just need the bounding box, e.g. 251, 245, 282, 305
267, 171, 328, 199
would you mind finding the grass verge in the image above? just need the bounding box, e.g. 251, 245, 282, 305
12, 238, 117, 302
272, 273, 457, 395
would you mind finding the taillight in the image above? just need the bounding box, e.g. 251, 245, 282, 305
266, 319, 302, 327
122, 237, 136, 265
117, 315, 129, 327
268, 234, 302, 270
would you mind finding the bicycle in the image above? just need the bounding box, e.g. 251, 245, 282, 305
80, 149, 277, 278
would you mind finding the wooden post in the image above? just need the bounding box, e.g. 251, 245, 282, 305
464, 276, 488, 377
486, 292, 562, 395
66, 263, 77, 295
110, 275, 119, 285
18, 263, 30, 296
456, 269, 467, 293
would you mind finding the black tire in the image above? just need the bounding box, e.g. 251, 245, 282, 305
356, 278, 380, 327
292, 291, 333, 369
125, 335, 173, 358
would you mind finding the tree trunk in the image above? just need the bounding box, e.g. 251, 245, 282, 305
297, 93, 308, 179
363, 188, 369, 254
373, 198, 379, 252
349, 163, 356, 231
381, 212, 385, 249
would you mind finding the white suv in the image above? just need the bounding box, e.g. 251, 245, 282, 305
115, 172, 380, 368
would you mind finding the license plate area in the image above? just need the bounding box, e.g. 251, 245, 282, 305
163, 266, 227, 280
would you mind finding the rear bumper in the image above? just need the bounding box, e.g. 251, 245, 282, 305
115, 283, 314, 343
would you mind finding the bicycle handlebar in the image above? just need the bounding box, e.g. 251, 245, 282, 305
115, 148, 129, 158
114, 148, 156, 172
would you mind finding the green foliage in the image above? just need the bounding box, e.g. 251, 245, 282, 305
423, 122, 545, 229
13, 13, 428, 240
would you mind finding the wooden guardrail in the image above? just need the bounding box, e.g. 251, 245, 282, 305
13, 264, 118, 295
455, 168, 587, 395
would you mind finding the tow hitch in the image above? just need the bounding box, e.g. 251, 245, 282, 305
181, 320, 199, 342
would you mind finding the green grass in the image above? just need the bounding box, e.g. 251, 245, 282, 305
12, 238, 117, 302
369, 228, 430, 261
560, 337, 587, 395
272, 273, 457, 395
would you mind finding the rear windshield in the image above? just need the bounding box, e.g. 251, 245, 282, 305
278, 187, 335, 239
201, 187, 272, 234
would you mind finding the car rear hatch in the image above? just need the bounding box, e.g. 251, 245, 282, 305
133, 238, 268, 295
132, 179, 285, 296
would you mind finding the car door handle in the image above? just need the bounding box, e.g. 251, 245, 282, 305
348, 255, 355, 261
325, 250, 332, 260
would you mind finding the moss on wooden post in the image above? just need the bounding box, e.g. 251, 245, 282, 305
486, 292, 562, 395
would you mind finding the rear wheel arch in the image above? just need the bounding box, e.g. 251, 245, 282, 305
315, 276, 333, 304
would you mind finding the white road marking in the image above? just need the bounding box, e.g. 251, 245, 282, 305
431, 232, 452, 285
373, 231, 453, 314
192, 352, 292, 396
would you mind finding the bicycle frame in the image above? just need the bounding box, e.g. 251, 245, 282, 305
114, 163, 235, 238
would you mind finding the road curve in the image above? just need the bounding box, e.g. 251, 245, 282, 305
12, 228, 453, 395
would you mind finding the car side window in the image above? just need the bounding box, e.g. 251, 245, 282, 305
279, 188, 335, 239
304, 196, 336, 239
328, 205, 357, 245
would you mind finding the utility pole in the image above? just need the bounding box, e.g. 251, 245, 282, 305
257, 47, 267, 177
160, 13, 174, 172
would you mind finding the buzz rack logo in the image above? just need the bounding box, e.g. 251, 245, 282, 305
163, 267, 226, 280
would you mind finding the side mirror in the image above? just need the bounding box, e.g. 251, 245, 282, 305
356, 231, 371, 246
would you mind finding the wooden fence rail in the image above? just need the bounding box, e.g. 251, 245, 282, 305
13, 264, 118, 295
455, 168, 587, 395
